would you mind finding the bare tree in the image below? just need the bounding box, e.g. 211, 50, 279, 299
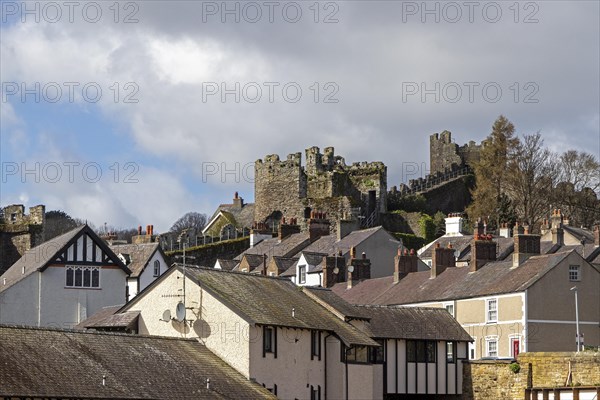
553, 150, 600, 227
169, 212, 207, 235
505, 133, 559, 231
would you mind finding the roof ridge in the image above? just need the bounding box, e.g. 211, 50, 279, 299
0, 324, 198, 341
182, 265, 292, 281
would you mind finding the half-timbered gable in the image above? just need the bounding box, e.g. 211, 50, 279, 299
0, 225, 130, 328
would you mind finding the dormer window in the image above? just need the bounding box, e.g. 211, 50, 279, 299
299, 265, 306, 284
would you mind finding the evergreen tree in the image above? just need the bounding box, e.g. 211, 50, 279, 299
467, 115, 520, 231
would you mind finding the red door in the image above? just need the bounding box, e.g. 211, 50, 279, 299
512, 339, 520, 358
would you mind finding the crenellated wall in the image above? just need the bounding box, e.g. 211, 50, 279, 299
254, 147, 387, 232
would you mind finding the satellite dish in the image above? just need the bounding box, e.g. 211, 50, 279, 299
162, 309, 171, 321
175, 302, 186, 322
333, 267, 339, 274
347, 265, 354, 273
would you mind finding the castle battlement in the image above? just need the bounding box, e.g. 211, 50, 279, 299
254, 146, 387, 232
429, 130, 484, 175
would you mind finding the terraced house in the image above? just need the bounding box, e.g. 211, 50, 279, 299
333, 231, 600, 359
85, 266, 471, 399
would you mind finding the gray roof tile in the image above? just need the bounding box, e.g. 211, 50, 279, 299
0, 325, 275, 399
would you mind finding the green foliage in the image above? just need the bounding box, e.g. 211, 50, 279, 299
391, 233, 427, 251
419, 214, 437, 242
432, 211, 447, 237
509, 362, 520, 374
468, 115, 519, 227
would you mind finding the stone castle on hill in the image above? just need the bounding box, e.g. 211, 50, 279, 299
254, 146, 387, 231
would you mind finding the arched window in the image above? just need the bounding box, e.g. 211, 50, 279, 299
153, 260, 160, 277
221, 224, 236, 240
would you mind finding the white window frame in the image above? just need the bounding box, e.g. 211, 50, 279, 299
299, 265, 307, 284
569, 265, 581, 282
443, 302, 455, 318
485, 336, 498, 358
486, 298, 498, 323
65, 265, 100, 288
469, 337, 477, 360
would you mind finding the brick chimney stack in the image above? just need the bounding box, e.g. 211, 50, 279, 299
278, 217, 301, 241
431, 243, 456, 278
513, 232, 541, 268
470, 233, 497, 272
550, 209, 564, 246
393, 248, 419, 283
346, 247, 370, 286
309, 211, 331, 242
232, 192, 244, 209
322, 254, 345, 288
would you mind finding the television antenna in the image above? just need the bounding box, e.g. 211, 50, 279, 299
174, 238, 196, 326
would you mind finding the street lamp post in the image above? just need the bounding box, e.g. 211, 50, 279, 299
570, 286, 580, 352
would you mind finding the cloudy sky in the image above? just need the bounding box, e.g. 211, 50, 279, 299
1, 0, 598, 232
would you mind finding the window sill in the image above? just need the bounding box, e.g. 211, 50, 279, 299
64, 287, 102, 290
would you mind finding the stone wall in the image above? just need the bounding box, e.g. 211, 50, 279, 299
519, 352, 600, 387
462, 360, 527, 400
166, 237, 250, 268
0, 204, 46, 275
463, 352, 600, 400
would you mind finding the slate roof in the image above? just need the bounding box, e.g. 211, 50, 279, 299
564, 225, 595, 243
297, 226, 395, 257
0, 225, 128, 293
0, 325, 275, 399
456, 237, 518, 263
74, 305, 123, 329
182, 267, 378, 347
304, 287, 370, 320
215, 259, 239, 271
271, 256, 299, 274
419, 235, 473, 260
109, 242, 163, 278
206, 202, 255, 230
357, 306, 472, 342
75, 305, 140, 330
332, 250, 579, 305
235, 232, 310, 262
298, 251, 328, 273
